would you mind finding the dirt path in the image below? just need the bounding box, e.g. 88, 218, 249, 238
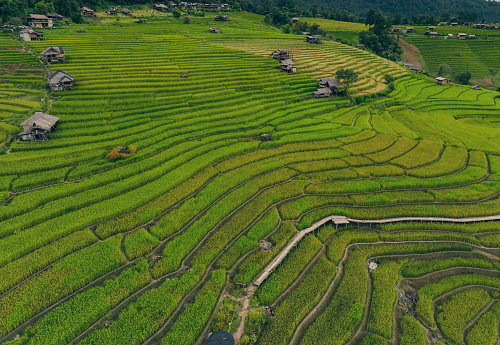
398, 38, 423, 71
234, 285, 255, 343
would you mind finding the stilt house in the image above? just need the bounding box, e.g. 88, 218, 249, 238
40, 47, 65, 63
47, 70, 75, 91
18, 112, 59, 141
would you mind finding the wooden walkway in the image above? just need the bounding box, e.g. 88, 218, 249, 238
253, 214, 500, 286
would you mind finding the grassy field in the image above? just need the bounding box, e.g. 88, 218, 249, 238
0, 10, 500, 345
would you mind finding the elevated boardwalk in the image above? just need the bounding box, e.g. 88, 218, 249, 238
253, 214, 500, 286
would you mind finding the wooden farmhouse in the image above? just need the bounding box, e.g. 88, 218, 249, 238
428, 32, 438, 38
18, 112, 59, 141
318, 78, 342, 93
306, 35, 323, 44
457, 33, 467, 39
40, 46, 65, 63
409, 66, 421, 73
435, 77, 448, 85
81, 7, 95, 16
450, 22, 459, 26
426, 26, 435, 30
210, 27, 220, 33
444, 33, 454, 39
27, 14, 53, 28
20, 29, 45, 41
314, 88, 333, 98
107, 7, 118, 15
438, 22, 447, 26
472, 85, 482, 90
122, 8, 132, 16
292, 17, 299, 23
403, 27, 415, 33
153, 3, 168, 11
47, 70, 75, 91
47, 13, 63, 21
314, 78, 341, 98
469, 34, 477, 39
279, 59, 296, 73
392, 27, 401, 33
270, 49, 292, 60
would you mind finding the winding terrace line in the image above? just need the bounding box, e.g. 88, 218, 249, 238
253, 214, 500, 286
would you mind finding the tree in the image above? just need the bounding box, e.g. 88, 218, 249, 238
454, 71, 472, 85
71, 12, 84, 24
365, 9, 376, 26
9, 17, 22, 26
438, 64, 451, 77
264, 13, 271, 25
182, 16, 190, 24
335, 68, 358, 97
172, 8, 182, 18
384, 74, 394, 84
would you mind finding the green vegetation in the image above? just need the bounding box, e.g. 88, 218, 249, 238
1, 10, 500, 345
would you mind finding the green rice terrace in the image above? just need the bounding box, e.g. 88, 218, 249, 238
397, 25, 500, 89
1, 10, 500, 345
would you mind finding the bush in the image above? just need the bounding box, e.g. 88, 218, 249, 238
454, 70, 472, 85
182, 16, 190, 24
173, 8, 182, 18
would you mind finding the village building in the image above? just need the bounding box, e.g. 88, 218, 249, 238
435, 77, 448, 85
315, 14, 324, 18
474, 23, 482, 28
81, 7, 95, 16
301, 31, 310, 35
152, 4, 169, 11
47, 70, 75, 91
450, 22, 459, 26
438, 22, 447, 26
318, 78, 342, 93
472, 85, 482, 90
122, 8, 131, 16
47, 13, 63, 21
357, 43, 366, 49
40, 46, 65, 63
444, 33, 454, 39
221, 3, 232, 9
169, 1, 177, 7
426, 26, 435, 30
428, 32, 438, 38
205, 3, 221, 11
292, 17, 299, 23
491, 24, 499, 30
457, 33, 467, 39
404, 27, 415, 33
306, 35, 323, 44
27, 14, 53, 28
19, 29, 45, 41
463, 22, 471, 26
469, 34, 477, 39
270, 49, 292, 60
210, 26, 220, 33
279, 59, 296, 73
481, 24, 489, 29
409, 66, 421, 73
107, 7, 118, 15
392, 27, 401, 33
314, 87, 333, 98
18, 112, 59, 141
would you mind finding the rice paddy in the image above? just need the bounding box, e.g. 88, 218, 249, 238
0, 11, 500, 345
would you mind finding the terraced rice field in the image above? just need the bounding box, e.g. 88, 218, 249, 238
400, 26, 500, 87
1, 12, 500, 345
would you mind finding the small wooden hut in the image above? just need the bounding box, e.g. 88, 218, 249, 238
40, 47, 65, 63
270, 49, 292, 60
314, 88, 333, 98
435, 77, 448, 85
81, 7, 95, 17
306, 35, 323, 44
47, 70, 75, 91
279, 59, 296, 73
18, 112, 59, 141
210, 27, 220, 33
122, 8, 132, 16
